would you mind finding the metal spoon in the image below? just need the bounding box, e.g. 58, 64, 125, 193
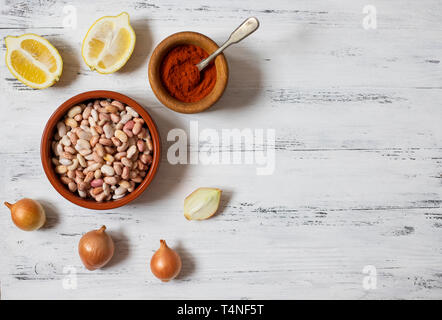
196, 17, 260, 72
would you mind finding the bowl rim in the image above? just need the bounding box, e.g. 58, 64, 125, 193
40, 90, 161, 210
148, 31, 229, 114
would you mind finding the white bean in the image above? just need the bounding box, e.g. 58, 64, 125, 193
84, 162, 102, 173
60, 135, 71, 147
55, 165, 67, 174
76, 139, 91, 150
103, 183, 110, 196
101, 164, 115, 176
121, 157, 132, 167
77, 129, 92, 140
59, 158, 72, 166
119, 113, 132, 125
146, 137, 153, 151
68, 106, 82, 118
56, 142, 64, 156
114, 186, 127, 196
126, 106, 139, 118
91, 109, 98, 122
84, 153, 94, 161
115, 130, 128, 143
104, 176, 118, 185
77, 154, 87, 167
90, 126, 99, 136
79, 148, 92, 156
67, 159, 79, 171
57, 122, 67, 137
103, 123, 114, 139
126, 145, 137, 159
112, 194, 125, 200
88, 116, 96, 128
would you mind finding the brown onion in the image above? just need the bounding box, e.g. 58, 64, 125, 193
150, 240, 182, 282
79, 225, 114, 270
4, 198, 46, 231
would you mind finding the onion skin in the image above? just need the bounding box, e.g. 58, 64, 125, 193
150, 240, 182, 282
78, 225, 114, 271
4, 198, 46, 231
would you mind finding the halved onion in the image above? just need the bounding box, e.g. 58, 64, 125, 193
184, 188, 222, 220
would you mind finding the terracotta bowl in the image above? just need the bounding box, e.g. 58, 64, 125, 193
148, 31, 229, 114
41, 90, 161, 210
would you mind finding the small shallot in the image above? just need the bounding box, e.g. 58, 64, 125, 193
4, 198, 46, 231
78, 225, 114, 270
150, 240, 181, 282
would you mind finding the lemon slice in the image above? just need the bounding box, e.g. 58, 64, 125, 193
5, 34, 63, 89
82, 12, 136, 74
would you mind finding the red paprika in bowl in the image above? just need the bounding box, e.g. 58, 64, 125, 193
148, 31, 229, 114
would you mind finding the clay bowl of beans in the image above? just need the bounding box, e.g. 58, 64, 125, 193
148, 31, 229, 114
41, 90, 160, 210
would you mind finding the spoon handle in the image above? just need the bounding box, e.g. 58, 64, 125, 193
196, 17, 260, 71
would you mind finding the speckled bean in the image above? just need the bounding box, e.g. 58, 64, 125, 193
101, 164, 115, 176
57, 122, 67, 137
121, 157, 132, 167
67, 159, 79, 171
94, 169, 102, 179
79, 148, 92, 156
111, 100, 125, 111
91, 179, 103, 188
56, 165, 67, 174
114, 186, 127, 196
59, 158, 72, 166
99, 138, 112, 146
119, 113, 132, 125
65, 117, 78, 128
68, 105, 82, 118
126, 106, 139, 118
126, 145, 137, 159
104, 176, 118, 185
136, 140, 145, 152
103, 123, 114, 139
146, 137, 153, 151
60, 135, 71, 147
132, 121, 142, 135
110, 113, 120, 123
95, 192, 106, 202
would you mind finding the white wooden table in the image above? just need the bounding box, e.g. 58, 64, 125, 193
1, 0, 441, 300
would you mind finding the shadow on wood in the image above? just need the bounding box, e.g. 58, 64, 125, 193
209, 46, 262, 113
105, 229, 131, 269
38, 199, 60, 229
212, 188, 232, 219
131, 107, 190, 205
52, 38, 81, 88
119, 18, 153, 74
175, 241, 196, 280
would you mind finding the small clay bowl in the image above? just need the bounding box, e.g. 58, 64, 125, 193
148, 31, 229, 114
41, 90, 161, 210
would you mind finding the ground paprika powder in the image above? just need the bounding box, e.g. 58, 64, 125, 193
160, 44, 217, 103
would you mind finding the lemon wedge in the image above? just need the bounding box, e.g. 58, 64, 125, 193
82, 12, 136, 74
5, 34, 63, 89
